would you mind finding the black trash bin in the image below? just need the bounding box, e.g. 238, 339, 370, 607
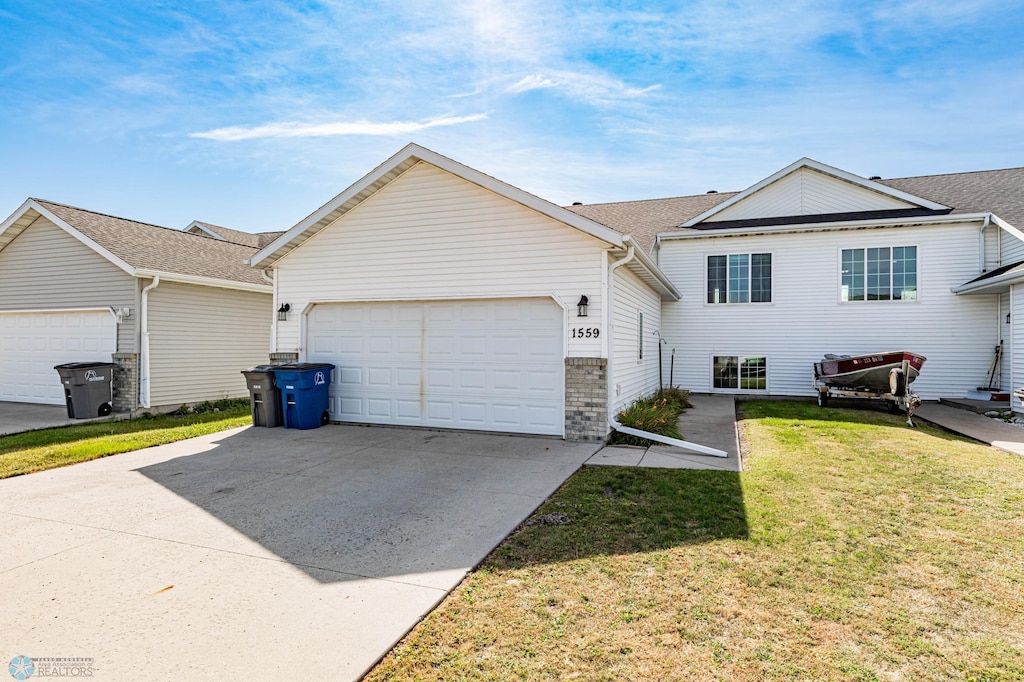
241, 365, 283, 427
53, 362, 117, 418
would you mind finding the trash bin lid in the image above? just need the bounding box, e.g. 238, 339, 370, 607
54, 362, 118, 370
242, 364, 279, 373
275, 362, 335, 371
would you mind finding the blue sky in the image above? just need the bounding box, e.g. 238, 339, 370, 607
1, 0, 1022, 233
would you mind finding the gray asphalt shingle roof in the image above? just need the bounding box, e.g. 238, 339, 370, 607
191, 221, 286, 249
565, 166, 1024, 253
36, 200, 270, 287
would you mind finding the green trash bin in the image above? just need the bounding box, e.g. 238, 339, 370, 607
53, 362, 116, 418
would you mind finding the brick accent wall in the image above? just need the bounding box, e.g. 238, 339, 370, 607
111, 352, 138, 414
565, 357, 608, 442
269, 352, 299, 365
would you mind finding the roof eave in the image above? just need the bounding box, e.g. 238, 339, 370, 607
133, 269, 272, 293
658, 212, 992, 241
623, 236, 680, 300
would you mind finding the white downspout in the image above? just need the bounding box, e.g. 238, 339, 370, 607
979, 214, 992, 271
607, 242, 635, 425
262, 269, 278, 354
139, 276, 160, 408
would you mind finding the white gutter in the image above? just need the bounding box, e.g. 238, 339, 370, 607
658, 212, 991, 242
134, 269, 271, 294
264, 269, 278, 353
610, 421, 728, 457
623, 235, 680, 300
139, 275, 160, 408
606, 244, 635, 426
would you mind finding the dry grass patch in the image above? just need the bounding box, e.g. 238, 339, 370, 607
367, 401, 1024, 681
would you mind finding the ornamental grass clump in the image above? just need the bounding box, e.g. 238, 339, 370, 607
610, 388, 691, 446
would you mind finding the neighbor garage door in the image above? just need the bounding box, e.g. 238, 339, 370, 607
306, 298, 564, 435
0, 310, 117, 405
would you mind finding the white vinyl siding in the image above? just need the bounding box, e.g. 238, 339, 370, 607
147, 281, 272, 407
999, 227, 1024, 267
706, 168, 915, 222
1014, 285, 1024, 411
274, 162, 608, 358
611, 264, 661, 414
0, 216, 137, 352
999, 291, 1011, 393
660, 222, 996, 400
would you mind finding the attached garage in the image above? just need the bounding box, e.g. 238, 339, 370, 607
306, 298, 564, 435
250, 143, 679, 441
0, 309, 117, 405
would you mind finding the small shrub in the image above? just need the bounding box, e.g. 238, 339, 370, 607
610, 388, 690, 446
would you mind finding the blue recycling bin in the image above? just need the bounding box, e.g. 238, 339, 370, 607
272, 363, 335, 430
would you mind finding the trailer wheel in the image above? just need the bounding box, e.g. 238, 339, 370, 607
889, 368, 907, 397
817, 389, 829, 407
888, 400, 902, 414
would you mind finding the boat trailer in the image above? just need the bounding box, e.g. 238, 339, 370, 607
813, 358, 922, 427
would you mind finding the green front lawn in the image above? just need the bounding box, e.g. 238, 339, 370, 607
368, 401, 1024, 681
0, 405, 251, 479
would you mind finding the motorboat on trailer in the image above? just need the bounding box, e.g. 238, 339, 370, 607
813, 351, 927, 426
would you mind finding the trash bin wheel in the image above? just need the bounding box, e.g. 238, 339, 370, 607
321, 410, 330, 426
97, 402, 113, 417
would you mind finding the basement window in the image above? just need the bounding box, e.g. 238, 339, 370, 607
713, 355, 767, 391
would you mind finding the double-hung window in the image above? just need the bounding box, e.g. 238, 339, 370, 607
707, 253, 771, 304
841, 246, 917, 301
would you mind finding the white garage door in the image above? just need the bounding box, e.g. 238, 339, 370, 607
0, 310, 117, 405
306, 298, 564, 435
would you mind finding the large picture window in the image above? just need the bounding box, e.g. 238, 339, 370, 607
713, 356, 767, 390
841, 246, 917, 301
708, 253, 771, 304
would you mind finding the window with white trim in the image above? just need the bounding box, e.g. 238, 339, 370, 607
713, 356, 766, 390
707, 253, 771, 304
841, 246, 917, 301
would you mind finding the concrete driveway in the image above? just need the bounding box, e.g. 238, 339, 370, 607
0, 401, 115, 436
0, 424, 599, 679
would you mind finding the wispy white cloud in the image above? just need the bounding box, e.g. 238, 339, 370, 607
191, 113, 488, 141
505, 71, 660, 104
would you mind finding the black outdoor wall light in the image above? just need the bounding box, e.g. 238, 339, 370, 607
277, 303, 291, 321
577, 295, 589, 317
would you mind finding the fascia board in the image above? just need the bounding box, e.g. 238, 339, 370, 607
249, 143, 625, 268
659, 212, 990, 242
680, 157, 949, 227
134, 269, 272, 294
29, 200, 137, 276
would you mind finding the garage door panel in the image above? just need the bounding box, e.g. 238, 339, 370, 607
0, 311, 116, 405
308, 299, 564, 435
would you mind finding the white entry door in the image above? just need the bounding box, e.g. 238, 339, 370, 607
306, 298, 564, 435
0, 310, 117, 405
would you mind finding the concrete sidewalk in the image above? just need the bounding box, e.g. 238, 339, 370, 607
587, 394, 740, 471
915, 402, 1024, 457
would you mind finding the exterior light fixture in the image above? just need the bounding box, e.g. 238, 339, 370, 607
277, 303, 291, 321
577, 295, 589, 317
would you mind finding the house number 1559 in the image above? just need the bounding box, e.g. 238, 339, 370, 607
571, 327, 600, 339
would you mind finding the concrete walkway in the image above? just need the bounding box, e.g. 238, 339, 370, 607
587, 394, 740, 471
915, 401, 1024, 457
0, 402, 119, 436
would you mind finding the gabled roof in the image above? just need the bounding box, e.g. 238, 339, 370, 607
565, 164, 1024, 252
680, 158, 949, 227
250, 143, 679, 299
0, 199, 271, 291
185, 220, 285, 249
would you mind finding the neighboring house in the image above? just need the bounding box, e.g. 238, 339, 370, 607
184, 220, 285, 249
570, 159, 1024, 408
249, 145, 1024, 440
0, 199, 273, 413
249, 144, 678, 441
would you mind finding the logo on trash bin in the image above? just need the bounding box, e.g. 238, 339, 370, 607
314, 371, 326, 386
84, 370, 106, 382
8, 655, 34, 680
